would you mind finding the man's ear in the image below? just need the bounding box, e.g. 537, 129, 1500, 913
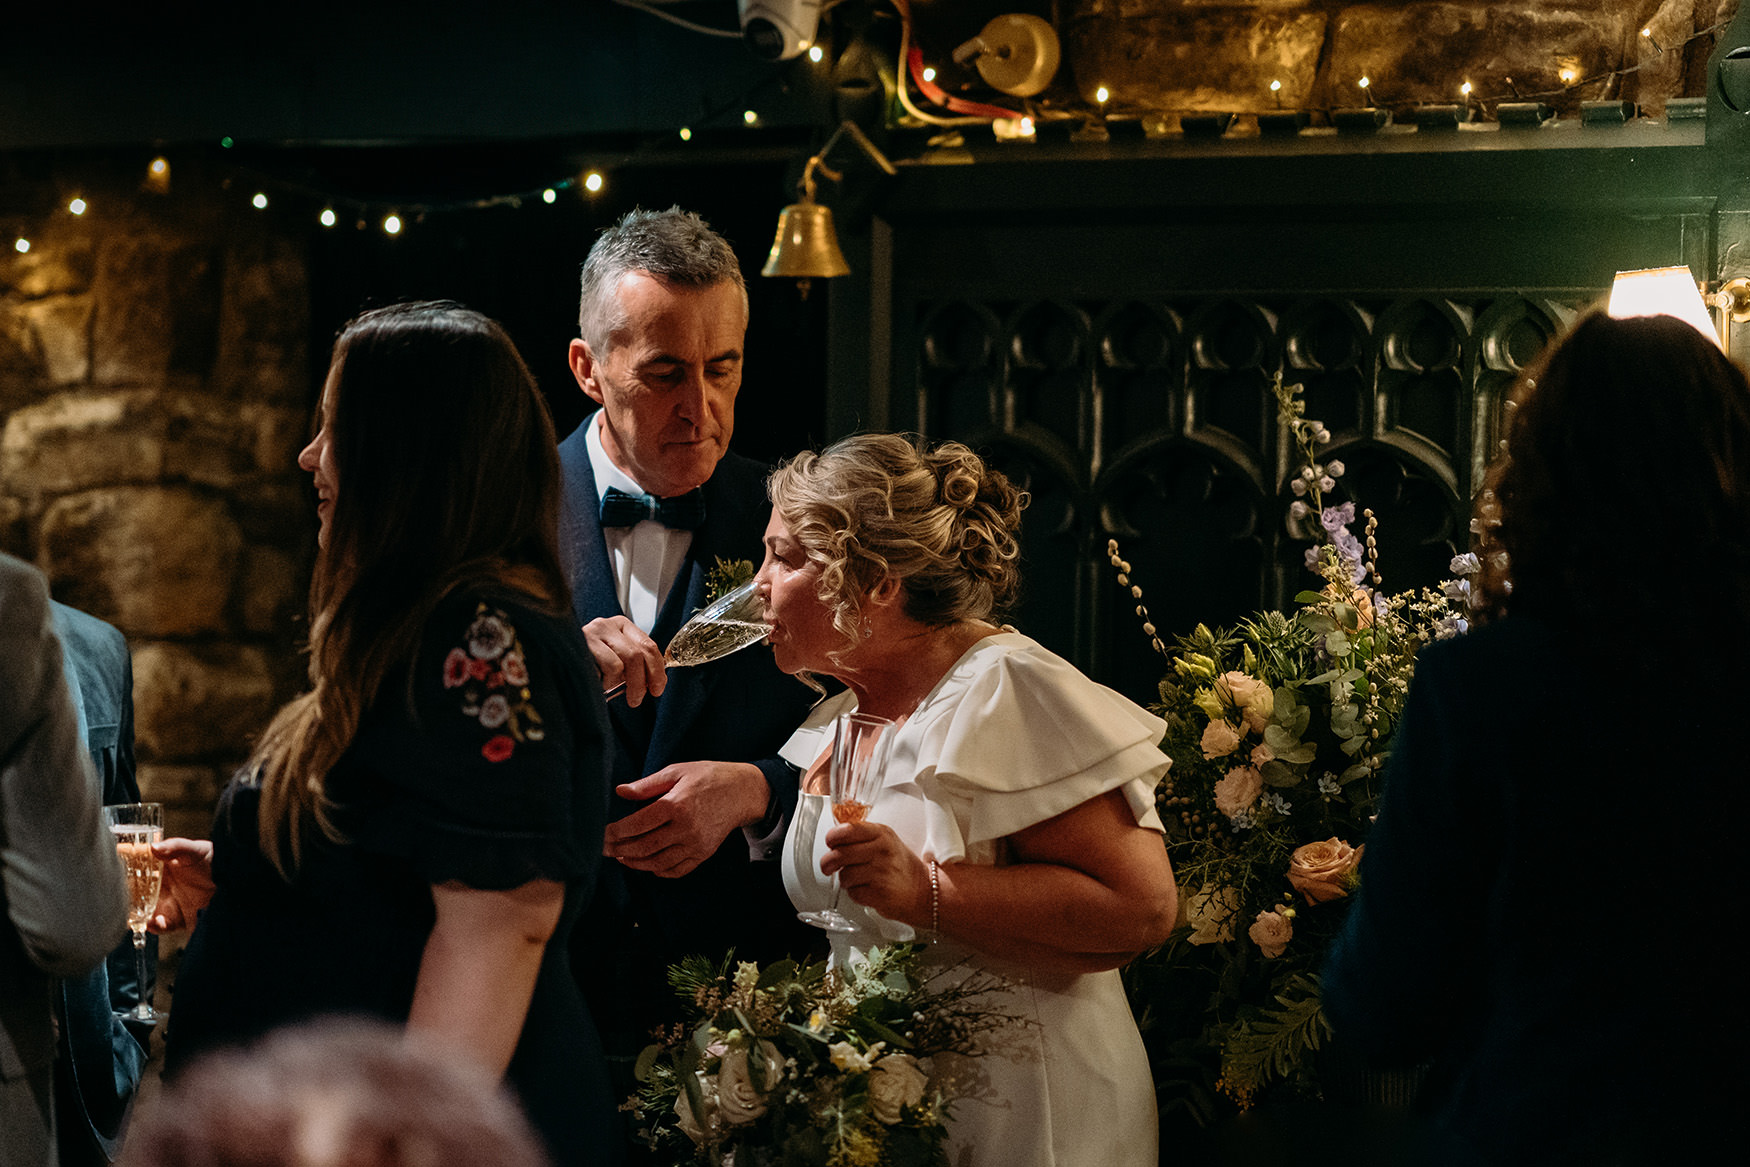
569, 339, 606, 406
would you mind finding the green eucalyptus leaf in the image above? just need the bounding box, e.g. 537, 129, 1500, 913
1338, 764, 1371, 785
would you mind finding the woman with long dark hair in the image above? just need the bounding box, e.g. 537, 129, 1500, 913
151, 301, 620, 1166
1322, 311, 1750, 1164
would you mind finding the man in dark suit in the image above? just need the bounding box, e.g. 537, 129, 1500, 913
1, 552, 129, 1167
49, 601, 151, 1167
559, 208, 821, 1090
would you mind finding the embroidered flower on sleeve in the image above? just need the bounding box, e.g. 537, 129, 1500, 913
467, 611, 514, 660
442, 602, 549, 762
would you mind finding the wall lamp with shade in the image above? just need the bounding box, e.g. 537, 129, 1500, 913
1607, 265, 1750, 353
761, 119, 897, 299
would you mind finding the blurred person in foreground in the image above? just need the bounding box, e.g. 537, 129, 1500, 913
118, 1019, 549, 1167
1322, 311, 1750, 1164
149, 302, 621, 1166
49, 600, 152, 1167
1, 552, 129, 1167
759, 433, 1179, 1167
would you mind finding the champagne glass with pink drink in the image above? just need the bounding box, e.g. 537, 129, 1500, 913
798, 712, 894, 933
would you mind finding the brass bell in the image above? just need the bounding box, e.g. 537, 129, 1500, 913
761, 197, 850, 298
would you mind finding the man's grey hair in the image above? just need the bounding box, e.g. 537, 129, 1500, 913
577, 206, 749, 355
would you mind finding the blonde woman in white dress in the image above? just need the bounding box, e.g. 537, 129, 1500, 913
755, 433, 1178, 1167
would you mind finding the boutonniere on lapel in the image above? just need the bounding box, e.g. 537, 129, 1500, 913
704, 557, 756, 604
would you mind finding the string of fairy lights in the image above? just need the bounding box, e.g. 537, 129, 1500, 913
5, 15, 1737, 254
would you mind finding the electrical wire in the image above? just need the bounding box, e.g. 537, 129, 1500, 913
610, 0, 740, 39
890, 0, 1008, 127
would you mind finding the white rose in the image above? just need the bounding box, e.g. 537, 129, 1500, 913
715, 1041, 783, 1126
674, 1072, 717, 1144
1183, 885, 1240, 945
828, 1041, 877, 1073
867, 1053, 930, 1124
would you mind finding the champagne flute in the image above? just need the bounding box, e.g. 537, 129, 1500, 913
604, 577, 772, 700
798, 712, 894, 933
104, 802, 163, 1023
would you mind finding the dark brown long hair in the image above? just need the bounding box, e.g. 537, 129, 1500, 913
249, 301, 569, 877
1472, 311, 1750, 637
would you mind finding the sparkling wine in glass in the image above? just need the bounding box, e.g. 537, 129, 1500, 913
103, 802, 163, 1023
604, 578, 773, 700
798, 712, 894, 933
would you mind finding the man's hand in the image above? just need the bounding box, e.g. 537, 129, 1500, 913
582, 615, 667, 705
605, 762, 771, 878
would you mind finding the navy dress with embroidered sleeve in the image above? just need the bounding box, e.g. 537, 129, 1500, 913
166, 591, 619, 1167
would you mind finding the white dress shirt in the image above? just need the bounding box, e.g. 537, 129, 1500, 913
586, 414, 694, 632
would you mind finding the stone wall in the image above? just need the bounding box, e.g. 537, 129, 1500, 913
1055, 0, 1739, 119
1, 164, 314, 843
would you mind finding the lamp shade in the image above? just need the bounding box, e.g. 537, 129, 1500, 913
761, 199, 851, 280
1607, 266, 1721, 347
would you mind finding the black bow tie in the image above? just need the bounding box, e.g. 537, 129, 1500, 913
599, 485, 707, 530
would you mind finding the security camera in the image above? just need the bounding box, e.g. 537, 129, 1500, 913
738, 0, 820, 62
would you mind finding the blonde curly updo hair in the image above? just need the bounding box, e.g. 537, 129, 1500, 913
768, 433, 1028, 653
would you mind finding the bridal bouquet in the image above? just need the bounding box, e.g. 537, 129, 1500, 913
629, 945, 1018, 1167
1118, 379, 1474, 1116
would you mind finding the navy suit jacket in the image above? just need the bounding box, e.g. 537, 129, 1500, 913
558, 416, 823, 1054
50, 602, 149, 1167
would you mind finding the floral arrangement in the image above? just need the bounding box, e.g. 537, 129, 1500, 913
629, 945, 1019, 1167
705, 557, 757, 603
1116, 378, 1475, 1117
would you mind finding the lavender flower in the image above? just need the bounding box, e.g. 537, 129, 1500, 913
1449, 552, 1481, 576
1326, 459, 1345, 477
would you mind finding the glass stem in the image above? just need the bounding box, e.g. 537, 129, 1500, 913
132, 930, 150, 1018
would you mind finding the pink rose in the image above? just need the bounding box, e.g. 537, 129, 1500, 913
501, 651, 529, 687
1287, 837, 1364, 904
1200, 719, 1242, 759
1248, 906, 1293, 958
1249, 742, 1274, 768
1213, 765, 1263, 819
481, 734, 515, 763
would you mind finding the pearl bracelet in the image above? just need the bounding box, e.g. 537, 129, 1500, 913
927, 859, 941, 939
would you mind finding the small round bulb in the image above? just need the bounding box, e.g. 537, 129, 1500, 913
584, 172, 604, 194
679, 127, 692, 141
319, 208, 337, 228
69, 197, 87, 215
1095, 86, 1110, 104
251, 192, 269, 210
14, 237, 30, 254
383, 213, 403, 235
542, 188, 557, 205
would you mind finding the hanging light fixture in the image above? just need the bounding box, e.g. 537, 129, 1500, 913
1608, 266, 1730, 348
762, 120, 897, 298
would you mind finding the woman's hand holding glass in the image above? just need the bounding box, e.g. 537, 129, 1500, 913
819, 818, 934, 928
147, 837, 216, 934
797, 711, 895, 932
